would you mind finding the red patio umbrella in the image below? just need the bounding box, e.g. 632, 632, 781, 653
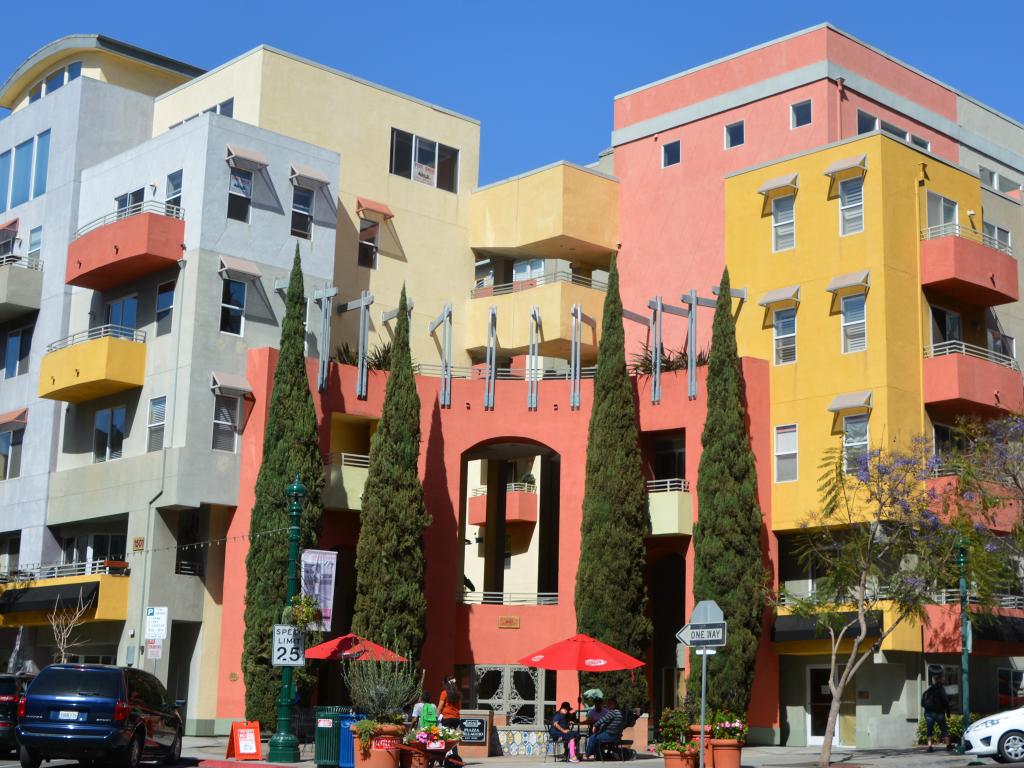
516, 633, 643, 672
305, 633, 406, 661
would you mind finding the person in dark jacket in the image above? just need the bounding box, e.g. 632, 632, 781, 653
922, 673, 952, 752
549, 701, 579, 762
585, 698, 624, 760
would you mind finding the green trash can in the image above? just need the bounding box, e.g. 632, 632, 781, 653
314, 706, 349, 767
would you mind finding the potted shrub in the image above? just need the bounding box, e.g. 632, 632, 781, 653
655, 738, 699, 768
679, 692, 713, 768
343, 653, 422, 768
709, 711, 747, 768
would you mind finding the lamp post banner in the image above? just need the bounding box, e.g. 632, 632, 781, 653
301, 549, 337, 632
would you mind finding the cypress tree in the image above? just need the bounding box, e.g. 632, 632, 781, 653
691, 267, 765, 715
574, 257, 652, 707
351, 287, 431, 659
242, 244, 325, 730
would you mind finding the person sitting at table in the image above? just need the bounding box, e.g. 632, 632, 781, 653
585, 698, 607, 726
585, 698, 624, 760
549, 701, 579, 762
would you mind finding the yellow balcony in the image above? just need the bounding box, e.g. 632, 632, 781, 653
464, 272, 605, 358
773, 599, 921, 654
646, 479, 693, 536
39, 326, 147, 403
0, 256, 42, 323
323, 453, 368, 511
470, 162, 619, 266
0, 561, 130, 627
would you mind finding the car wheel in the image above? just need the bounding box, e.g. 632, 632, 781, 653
164, 730, 182, 765
994, 755, 1012, 764
999, 731, 1024, 763
120, 731, 144, 768
17, 745, 40, 768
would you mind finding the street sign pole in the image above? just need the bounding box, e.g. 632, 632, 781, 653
699, 649, 707, 768
676, 601, 726, 768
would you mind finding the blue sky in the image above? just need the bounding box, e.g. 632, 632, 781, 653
2, 1, 1022, 184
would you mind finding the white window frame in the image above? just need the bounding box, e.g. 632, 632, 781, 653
156, 280, 175, 336
358, 218, 380, 270
930, 304, 962, 345
841, 293, 867, 354
724, 121, 745, 149
857, 110, 878, 134
3, 325, 32, 379
227, 168, 253, 223
290, 186, 314, 239
220, 278, 246, 337
93, 406, 126, 464
212, 395, 240, 453
661, 140, 681, 168
790, 100, 812, 129
773, 307, 796, 366
104, 294, 138, 332
988, 328, 1016, 360
910, 135, 931, 151
774, 424, 798, 483
838, 176, 864, 236
772, 194, 795, 252
114, 188, 145, 218
27, 226, 42, 263
0, 428, 23, 481
842, 414, 869, 473
983, 221, 1012, 254
147, 396, 166, 453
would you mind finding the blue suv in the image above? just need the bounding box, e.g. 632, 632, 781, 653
16, 664, 182, 768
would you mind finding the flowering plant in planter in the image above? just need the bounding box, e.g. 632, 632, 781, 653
711, 711, 748, 742
403, 725, 461, 746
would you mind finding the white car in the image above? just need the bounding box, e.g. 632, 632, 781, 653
964, 709, 1024, 763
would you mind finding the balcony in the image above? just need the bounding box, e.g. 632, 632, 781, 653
38, 325, 147, 403
323, 452, 369, 511
461, 591, 558, 605
464, 271, 606, 358
646, 479, 694, 537
0, 254, 42, 323
919, 224, 1018, 306
470, 162, 618, 266
0, 560, 130, 627
67, 202, 185, 290
923, 341, 1023, 416
467, 483, 539, 526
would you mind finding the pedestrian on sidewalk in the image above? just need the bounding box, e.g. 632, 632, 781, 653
922, 672, 952, 752
438, 675, 463, 764
413, 691, 438, 729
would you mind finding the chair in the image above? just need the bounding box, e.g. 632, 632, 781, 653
543, 733, 569, 763
596, 737, 633, 761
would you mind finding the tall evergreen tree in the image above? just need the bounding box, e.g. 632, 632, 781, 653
352, 287, 431, 659
574, 257, 652, 706
691, 267, 765, 715
242, 244, 325, 730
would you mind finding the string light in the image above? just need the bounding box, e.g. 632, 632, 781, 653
122, 526, 291, 558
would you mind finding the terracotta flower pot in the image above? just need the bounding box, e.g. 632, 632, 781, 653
662, 749, 683, 768
353, 724, 405, 768
708, 738, 742, 768
688, 726, 713, 768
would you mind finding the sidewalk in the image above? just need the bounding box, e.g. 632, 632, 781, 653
184, 737, 991, 768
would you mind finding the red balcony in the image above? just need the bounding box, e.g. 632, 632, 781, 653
67, 203, 184, 290
923, 341, 1024, 416
919, 225, 1018, 306
467, 483, 538, 526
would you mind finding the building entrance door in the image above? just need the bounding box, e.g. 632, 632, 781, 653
806, 667, 855, 746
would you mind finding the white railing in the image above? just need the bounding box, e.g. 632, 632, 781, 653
75, 201, 184, 239
324, 452, 370, 468
778, 587, 1024, 610
0, 559, 129, 583
47, 324, 146, 353
920, 223, 1013, 256
646, 478, 690, 493
412, 364, 597, 380
923, 340, 1019, 371
470, 483, 538, 497
0, 253, 42, 271
461, 591, 558, 606
470, 270, 607, 299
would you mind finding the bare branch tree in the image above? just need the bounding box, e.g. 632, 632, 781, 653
48, 589, 95, 663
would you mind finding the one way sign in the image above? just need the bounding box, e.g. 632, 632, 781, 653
676, 622, 727, 648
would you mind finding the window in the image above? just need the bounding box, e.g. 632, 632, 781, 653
291, 186, 314, 239
3, 326, 32, 379
217, 98, 234, 118
147, 397, 166, 453
772, 194, 795, 251
931, 306, 962, 344
156, 281, 175, 337
725, 121, 745, 148
220, 278, 246, 335
662, 140, 681, 167
0, 429, 23, 481
115, 188, 144, 218
841, 294, 866, 353
389, 128, 458, 192
28, 84, 41, 104
212, 395, 240, 452
926, 191, 957, 236
843, 414, 869, 473
105, 295, 138, 331
984, 221, 1012, 253
773, 308, 796, 365
93, 406, 126, 463
880, 120, 908, 141
652, 435, 685, 479
453, 664, 557, 726
227, 168, 252, 222
791, 100, 812, 128
358, 218, 379, 269
27, 226, 42, 263
775, 425, 798, 483
513, 258, 544, 283
67, 62, 81, 81
857, 110, 878, 134
32, 131, 49, 198
10, 139, 33, 208
999, 669, 1024, 710
981, 166, 1024, 195
165, 170, 182, 211
910, 135, 930, 151
933, 423, 966, 462
839, 176, 864, 235
0, 151, 9, 212
988, 329, 1016, 360
44, 70, 64, 95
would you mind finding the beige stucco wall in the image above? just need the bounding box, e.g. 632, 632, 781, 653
152, 49, 265, 132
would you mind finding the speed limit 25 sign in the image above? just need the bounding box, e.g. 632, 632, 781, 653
272, 624, 305, 667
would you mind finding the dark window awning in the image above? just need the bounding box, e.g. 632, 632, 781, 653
772, 610, 882, 643
976, 615, 1024, 644
0, 582, 99, 614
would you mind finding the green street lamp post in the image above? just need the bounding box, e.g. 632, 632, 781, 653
957, 536, 971, 755
268, 474, 306, 763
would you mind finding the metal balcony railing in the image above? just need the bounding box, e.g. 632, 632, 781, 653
47, 324, 147, 353
646, 478, 690, 493
75, 201, 184, 240
923, 340, 1019, 371
0, 559, 129, 583
470, 270, 607, 299
174, 560, 204, 577
469, 483, 538, 498
461, 591, 558, 606
0, 253, 42, 270
412, 364, 597, 380
920, 223, 1013, 256
323, 452, 370, 468
778, 587, 1024, 610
